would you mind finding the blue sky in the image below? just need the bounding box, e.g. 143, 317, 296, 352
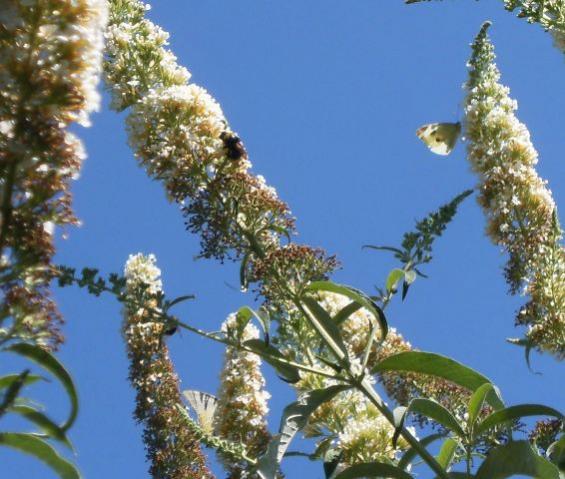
2, 1, 563, 477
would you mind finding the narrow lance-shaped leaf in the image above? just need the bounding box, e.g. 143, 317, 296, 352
256, 385, 350, 479
301, 296, 349, 358
0, 374, 44, 391
394, 399, 466, 441
547, 436, 565, 471
475, 440, 560, 479
436, 438, 459, 471
398, 433, 445, 471
243, 339, 300, 383
333, 301, 363, 326
0, 432, 80, 479
4, 343, 79, 430
333, 462, 414, 479
372, 352, 503, 410
8, 405, 72, 449
474, 405, 563, 439
386, 269, 405, 292
306, 281, 388, 340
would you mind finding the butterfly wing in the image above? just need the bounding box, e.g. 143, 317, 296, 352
416, 122, 461, 156
183, 390, 218, 434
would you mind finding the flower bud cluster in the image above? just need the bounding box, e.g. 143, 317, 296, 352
464, 23, 564, 358
123, 253, 213, 479
0, 0, 107, 348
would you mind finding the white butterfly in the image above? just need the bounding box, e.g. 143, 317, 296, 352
183, 390, 218, 434
416, 122, 461, 156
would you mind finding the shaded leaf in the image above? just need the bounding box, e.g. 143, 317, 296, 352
165, 294, 195, 310
0, 374, 44, 391
256, 385, 349, 479
436, 438, 459, 470
467, 383, 505, 432
243, 339, 300, 383
401, 398, 465, 439
475, 440, 560, 479
547, 435, 565, 471
334, 302, 363, 326
5, 343, 78, 430
333, 461, 413, 479
0, 432, 80, 479
9, 405, 71, 449
474, 405, 563, 439
323, 448, 342, 479
301, 296, 349, 358
398, 433, 445, 470
372, 352, 503, 410
306, 282, 388, 341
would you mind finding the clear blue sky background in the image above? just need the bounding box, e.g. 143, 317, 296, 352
2, 1, 564, 478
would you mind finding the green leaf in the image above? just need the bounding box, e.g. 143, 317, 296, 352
398, 433, 445, 470
256, 385, 350, 479
0, 374, 44, 391
301, 296, 349, 358
0, 432, 80, 479
386, 269, 405, 292
372, 352, 503, 410
507, 337, 537, 373
434, 474, 472, 479
323, 448, 342, 478
0, 370, 29, 414
401, 281, 411, 301
547, 435, 565, 471
240, 252, 251, 290
4, 343, 78, 430
333, 302, 363, 326
8, 405, 71, 448
475, 440, 560, 479
399, 399, 466, 439
243, 339, 300, 383
436, 438, 459, 470
333, 462, 413, 479
474, 405, 563, 439
165, 294, 195, 310
363, 245, 404, 256
467, 383, 503, 431
306, 281, 388, 341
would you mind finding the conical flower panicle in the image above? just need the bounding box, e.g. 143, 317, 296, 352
215, 313, 271, 478
464, 22, 565, 358
105, 0, 297, 264
123, 253, 214, 479
0, 0, 107, 348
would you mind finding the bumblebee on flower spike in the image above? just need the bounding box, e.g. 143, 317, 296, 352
416, 121, 462, 156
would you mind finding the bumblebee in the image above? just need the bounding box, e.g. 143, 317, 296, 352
220, 131, 247, 161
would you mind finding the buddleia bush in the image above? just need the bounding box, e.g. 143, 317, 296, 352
1, 1, 563, 479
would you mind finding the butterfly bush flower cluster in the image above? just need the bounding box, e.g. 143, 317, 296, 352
464, 22, 565, 358
287, 291, 470, 453
123, 253, 213, 479
105, 0, 296, 265
504, 0, 565, 54
0, 0, 107, 348
296, 368, 412, 465
214, 313, 271, 478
